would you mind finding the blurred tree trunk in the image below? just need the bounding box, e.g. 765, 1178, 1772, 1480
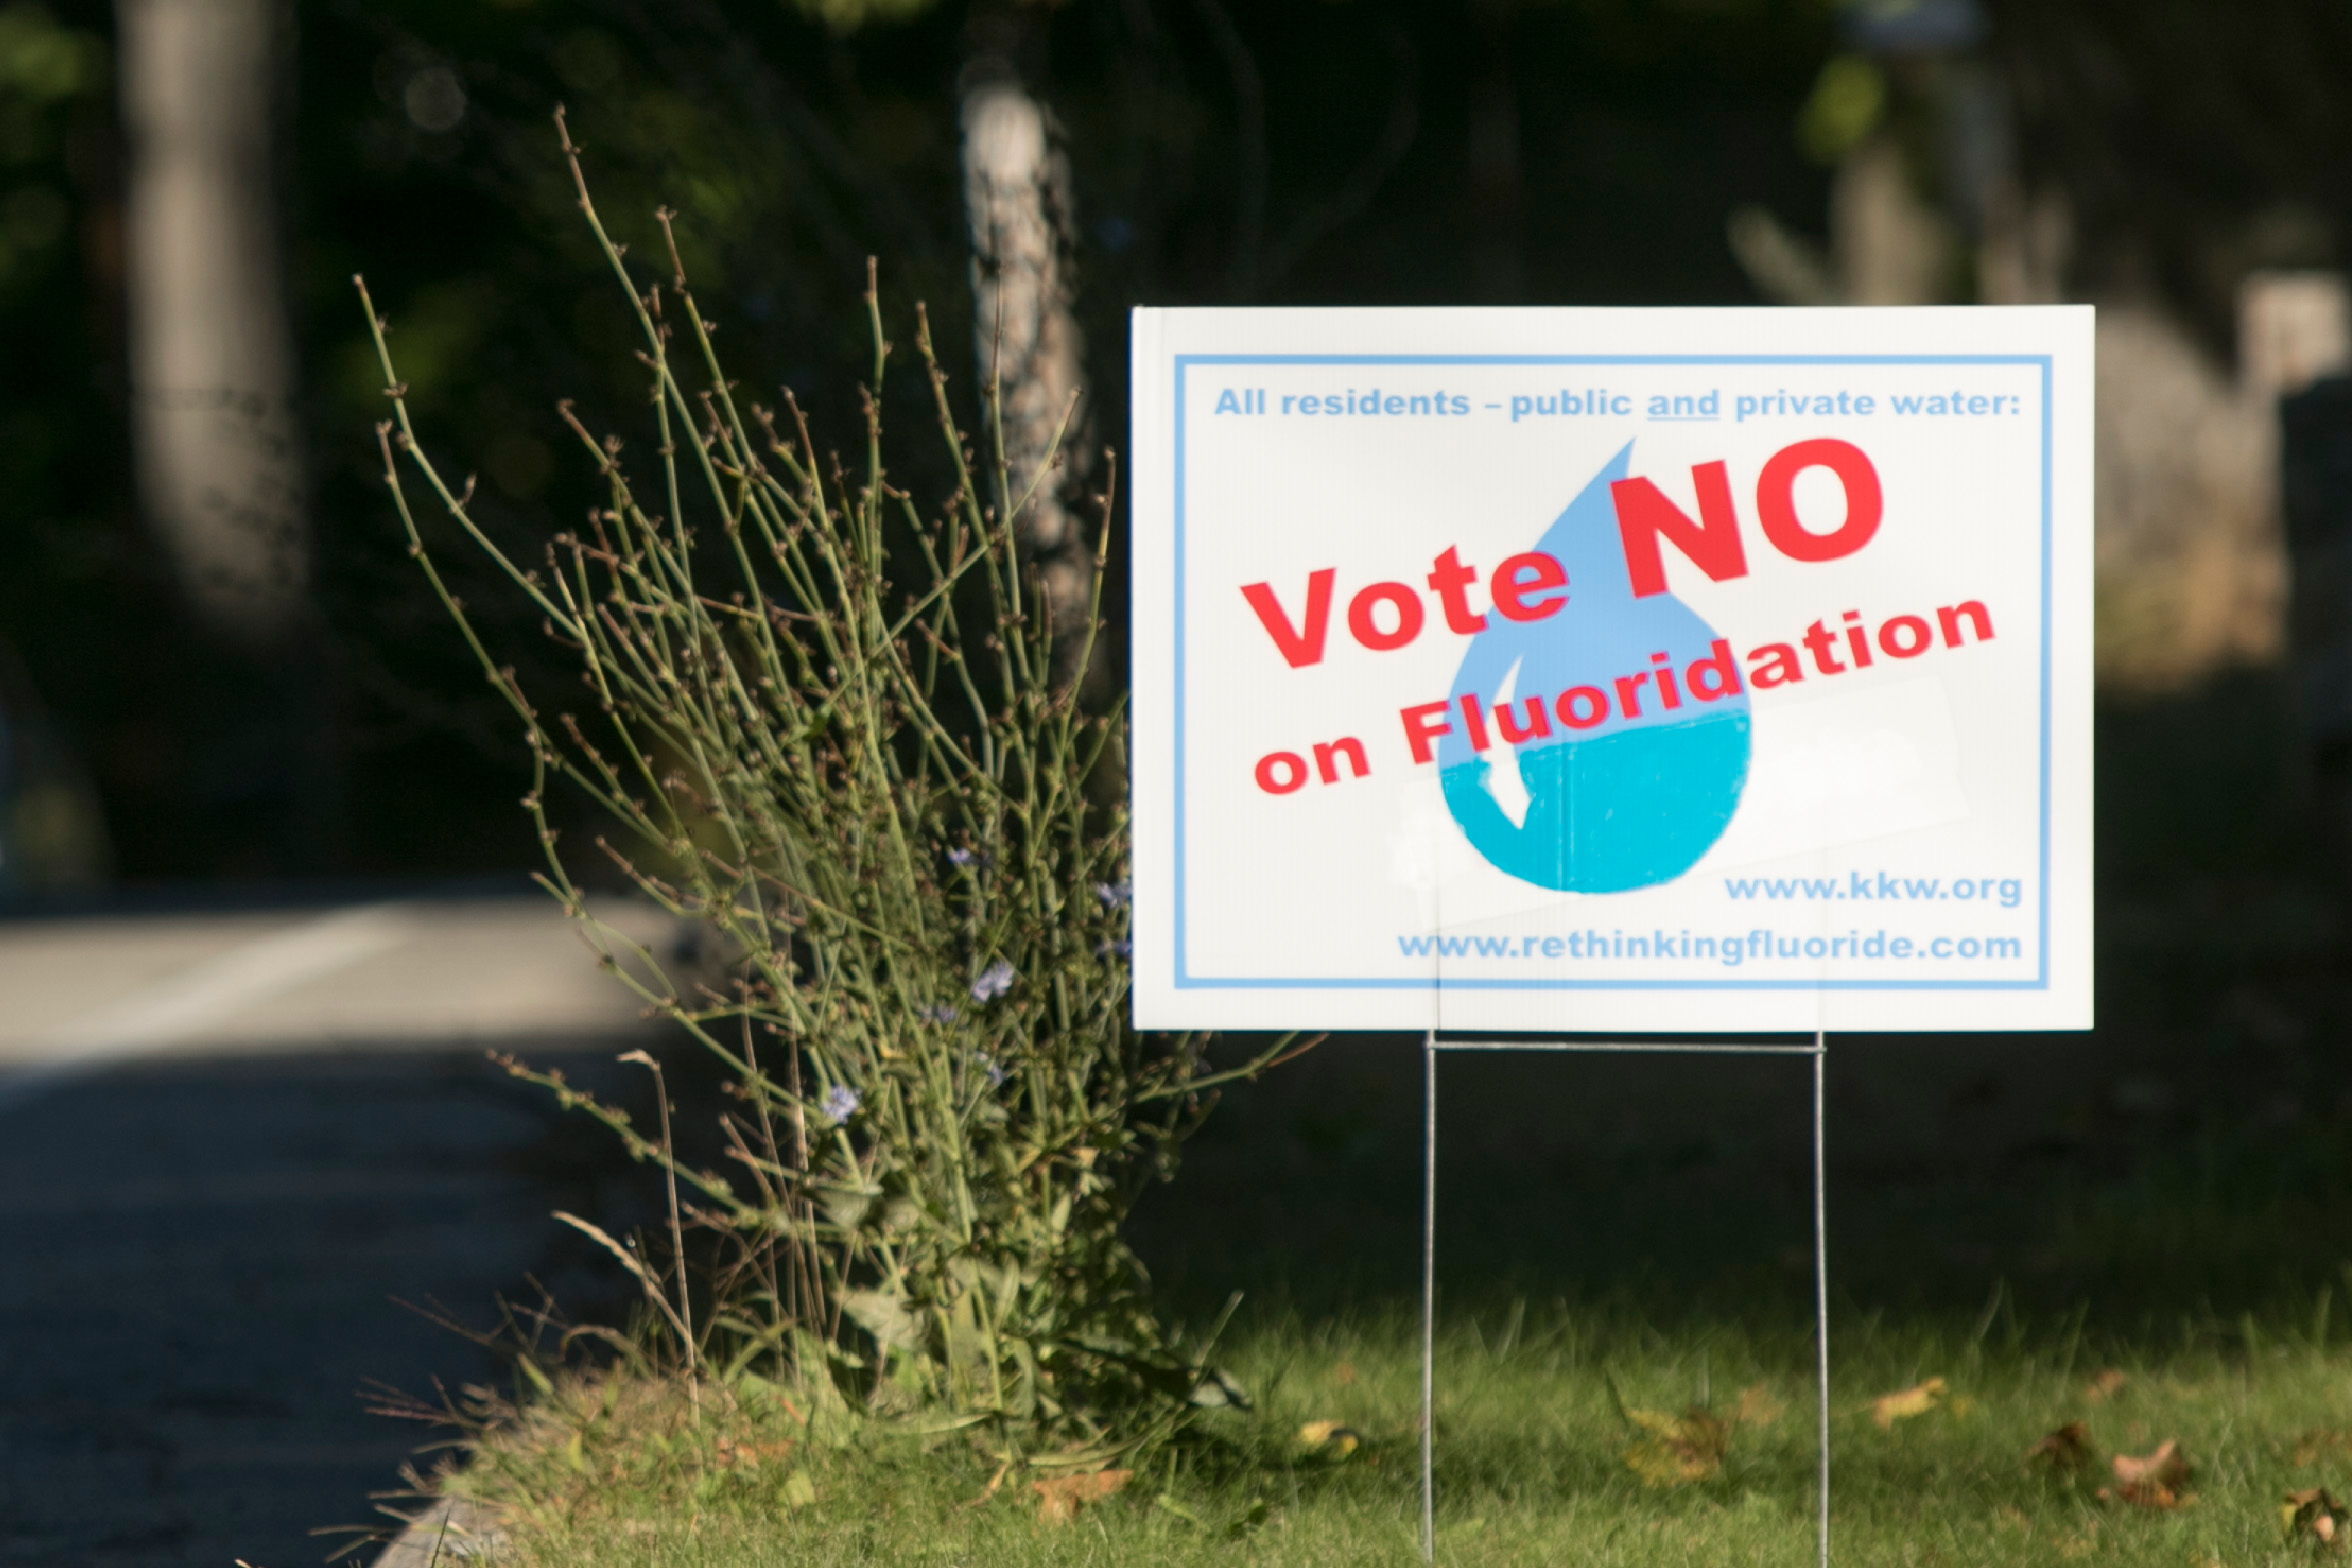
114, 0, 336, 877
958, 10, 1091, 643
116, 0, 306, 646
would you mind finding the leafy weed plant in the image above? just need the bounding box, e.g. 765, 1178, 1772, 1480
357, 111, 1296, 1471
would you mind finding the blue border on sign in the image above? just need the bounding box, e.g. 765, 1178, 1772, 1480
1170, 353, 2056, 992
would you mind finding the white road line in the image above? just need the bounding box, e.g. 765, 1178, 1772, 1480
0, 902, 419, 1115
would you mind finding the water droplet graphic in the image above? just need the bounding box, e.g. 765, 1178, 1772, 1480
1440, 444, 1751, 893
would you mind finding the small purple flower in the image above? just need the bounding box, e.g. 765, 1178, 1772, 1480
970, 959, 1016, 1003
820, 1084, 860, 1123
975, 1053, 1006, 1089
1095, 881, 1132, 907
946, 848, 976, 867
1097, 939, 1133, 958
919, 1003, 959, 1025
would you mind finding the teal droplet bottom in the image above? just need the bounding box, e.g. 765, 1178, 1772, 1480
1441, 710, 1750, 894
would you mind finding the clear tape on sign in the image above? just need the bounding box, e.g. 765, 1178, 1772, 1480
1705, 674, 1969, 869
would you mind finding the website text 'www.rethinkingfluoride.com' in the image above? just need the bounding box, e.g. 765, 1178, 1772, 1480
1393, 929, 2024, 965
1394, 872, 2028, 967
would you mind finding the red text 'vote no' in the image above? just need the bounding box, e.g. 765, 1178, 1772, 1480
1239, 547, 1568, 669
1237, 438, 1883, 668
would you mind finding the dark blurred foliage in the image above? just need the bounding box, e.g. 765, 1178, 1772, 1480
1989, 0, 2352, 353
0, 0, 1840, 883
2, 0, 2348, 884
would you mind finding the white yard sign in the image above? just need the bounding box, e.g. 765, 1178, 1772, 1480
1130, 307, 2093, 1034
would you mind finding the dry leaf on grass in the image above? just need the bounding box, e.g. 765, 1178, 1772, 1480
2098, 1439, 2191, 1509
1869, 1377, 1948, 1428
1032, 1468, 1132, 1525
2084, 1367, 2128, 1402
2026, 1421, 2094, 1473
1734, 1384, 1786, 1430
711, 1436, 795, 1469
1296, 1420, 1362, 1457
1623, 1406, 1731, 1488
2286, 1487, 2351, 1549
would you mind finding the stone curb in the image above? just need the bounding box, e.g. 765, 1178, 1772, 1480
371, 1496, 505, 1565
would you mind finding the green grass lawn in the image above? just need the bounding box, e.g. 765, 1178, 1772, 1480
374, 672, 2352, 1565
436, 1292, 2352, 1566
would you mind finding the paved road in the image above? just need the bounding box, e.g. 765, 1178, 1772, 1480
0, 892, 676, 1567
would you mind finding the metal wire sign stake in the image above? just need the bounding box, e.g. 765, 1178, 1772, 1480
1127, 306, 2095, 1565
1418, 1032, 1832, 1567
